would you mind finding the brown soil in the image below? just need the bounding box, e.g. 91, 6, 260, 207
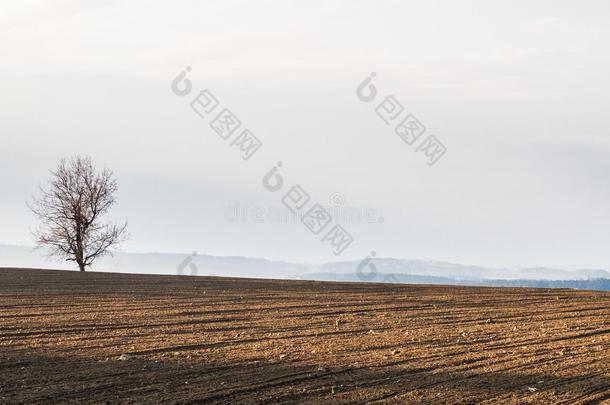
0, 268, 609, 404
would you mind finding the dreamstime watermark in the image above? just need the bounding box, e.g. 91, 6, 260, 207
225, 193, 384, 225
357, 73, 447, 166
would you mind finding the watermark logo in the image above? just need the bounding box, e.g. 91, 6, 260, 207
261, 163, 355, 256
171, 66, 264, 162
415, 135, 447, 166
282, 185, 311, 214
171, 66, 193, 97
177, 252, 199, 276
231, 130, 263, 161
356, 72, 377, 102
356, 72, 447, 166
356, 251, 378, 281
355, 251, 400, 283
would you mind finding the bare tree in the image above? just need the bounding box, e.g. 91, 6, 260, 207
29, 156, 129, 271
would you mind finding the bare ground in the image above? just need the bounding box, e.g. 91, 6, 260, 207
0, 268, 609, 404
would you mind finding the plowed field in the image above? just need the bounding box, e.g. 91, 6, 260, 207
1, 268, 609, 404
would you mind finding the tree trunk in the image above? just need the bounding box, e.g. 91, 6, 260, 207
78, 263, 86, 272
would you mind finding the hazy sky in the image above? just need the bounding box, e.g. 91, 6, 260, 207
1, 0, 609, 269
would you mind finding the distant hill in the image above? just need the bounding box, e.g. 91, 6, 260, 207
300, 272, 610, 291
1, 244, 608, 291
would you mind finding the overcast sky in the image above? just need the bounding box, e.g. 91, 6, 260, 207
1, 0, 609, 269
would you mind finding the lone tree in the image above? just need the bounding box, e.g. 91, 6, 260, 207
29, 156, 129, 271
